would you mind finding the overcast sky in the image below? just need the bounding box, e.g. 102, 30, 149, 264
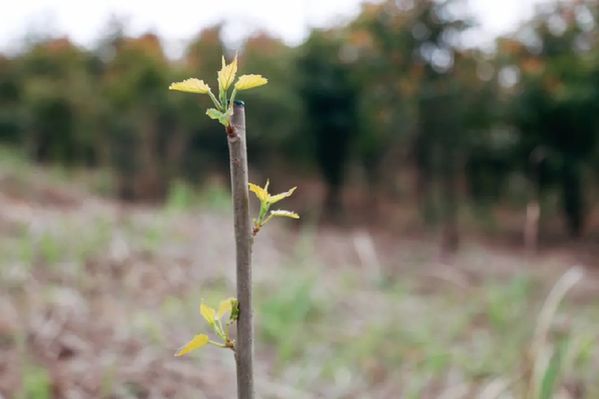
1, 0, 547, 56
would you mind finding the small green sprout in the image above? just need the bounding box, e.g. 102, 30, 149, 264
175, 297, 239, 356
169, 55, 268, 128
249, 180, 299, 236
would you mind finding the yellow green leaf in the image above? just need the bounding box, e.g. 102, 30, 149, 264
229, 298, 239, 321
200, 303, 216, 327
270, 210, 300, 219
206, 108, 224, 120
169, 78, 210, 94
269, 187, 297, 204
217, 297, 236, 319
174, 334, 209, 356
249, 182, 269, 203
235, 74, 268, 91
218, 55, 238, 91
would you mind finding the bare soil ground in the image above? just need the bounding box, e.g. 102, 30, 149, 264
0, 163, 598, 398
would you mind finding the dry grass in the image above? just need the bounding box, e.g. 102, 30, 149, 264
0, 156, 598, 398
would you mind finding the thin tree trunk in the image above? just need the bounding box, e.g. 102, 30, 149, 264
524, 200, 540, 254
440, 149, 460, 256
226, 101, 254, 399
525, 149, 544, 252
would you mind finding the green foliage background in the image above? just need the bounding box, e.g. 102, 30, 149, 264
0, 0, 598, 236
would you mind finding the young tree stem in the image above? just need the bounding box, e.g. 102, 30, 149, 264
227, 101, 254, 399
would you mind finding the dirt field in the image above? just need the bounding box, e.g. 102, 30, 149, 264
0, 158, 598, 399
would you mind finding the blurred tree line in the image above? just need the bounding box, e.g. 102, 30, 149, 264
0, 0, 598, 243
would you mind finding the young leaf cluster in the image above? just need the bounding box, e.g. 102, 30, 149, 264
169, 56, 268, 127
175, 297, 239, 356
249, 180, 299, 236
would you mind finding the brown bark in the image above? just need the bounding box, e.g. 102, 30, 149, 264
227, 101, 254, 399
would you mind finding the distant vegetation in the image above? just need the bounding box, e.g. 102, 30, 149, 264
0, 0, 598, 243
